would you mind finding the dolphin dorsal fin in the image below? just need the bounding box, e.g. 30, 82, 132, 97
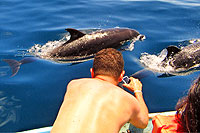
65, 28, 86, 43
166, 45, 181, 58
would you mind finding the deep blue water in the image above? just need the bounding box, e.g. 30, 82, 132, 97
0, 0, 200, 132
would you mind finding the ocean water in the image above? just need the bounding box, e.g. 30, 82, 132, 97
0, 0, 200, 132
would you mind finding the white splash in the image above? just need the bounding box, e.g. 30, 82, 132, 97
28, 35, 70, 59
140, 49, 174, 73
85, 32, 107, 40
124, 34, 146, 51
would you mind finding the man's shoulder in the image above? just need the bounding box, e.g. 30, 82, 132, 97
70, 78, 91, 82
68, 78, 86, 84
68, 78, 95, 86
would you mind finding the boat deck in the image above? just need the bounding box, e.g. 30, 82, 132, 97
19, 111, 176, 133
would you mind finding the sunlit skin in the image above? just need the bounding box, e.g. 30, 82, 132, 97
51, 68, 148, 133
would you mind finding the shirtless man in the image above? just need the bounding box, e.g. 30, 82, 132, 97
51, 48, 149, 133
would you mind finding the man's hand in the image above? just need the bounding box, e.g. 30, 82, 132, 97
123, 77, 149, 129
122, 77, 142, 93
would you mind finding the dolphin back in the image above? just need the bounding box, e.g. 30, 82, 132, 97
171, 42, 200, 69
65, 28, 86, 44
166, 46, 181, 58
50, 28, 145, 60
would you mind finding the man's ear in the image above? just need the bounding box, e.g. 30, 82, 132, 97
118, 70, 125, 82
90, 68, 95, 78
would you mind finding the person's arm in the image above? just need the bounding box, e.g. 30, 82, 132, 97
123, 77, 149, 129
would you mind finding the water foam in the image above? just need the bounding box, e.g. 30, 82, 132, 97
28, 35, 70, 59
140, 51, 174, 74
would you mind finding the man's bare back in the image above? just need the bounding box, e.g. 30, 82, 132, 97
52, 78, 144, 133
51, 48, 148, 133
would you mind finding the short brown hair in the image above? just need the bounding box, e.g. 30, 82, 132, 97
93, 48, 124, 80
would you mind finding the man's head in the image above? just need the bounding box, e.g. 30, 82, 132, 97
91, 48, 125, 82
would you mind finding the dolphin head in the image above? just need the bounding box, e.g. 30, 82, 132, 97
126, 28, 146, 42
119, 28, 145, 51
139, 34, 146, 41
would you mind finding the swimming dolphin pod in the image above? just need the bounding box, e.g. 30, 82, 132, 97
3, 28, 145, 77
140, 40, 200, 76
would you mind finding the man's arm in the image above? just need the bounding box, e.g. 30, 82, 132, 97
123, 77, 149, 129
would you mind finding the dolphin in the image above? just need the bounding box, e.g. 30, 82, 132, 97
164, 42, 200, 70
49, 28, 145, 61
140, 41, 200, 77
4, 28, 145, 77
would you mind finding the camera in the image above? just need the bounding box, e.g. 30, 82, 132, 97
122, 76, 130, 84
118, 76, 130, 88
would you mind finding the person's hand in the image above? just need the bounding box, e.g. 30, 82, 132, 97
122, 77, 142, 93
